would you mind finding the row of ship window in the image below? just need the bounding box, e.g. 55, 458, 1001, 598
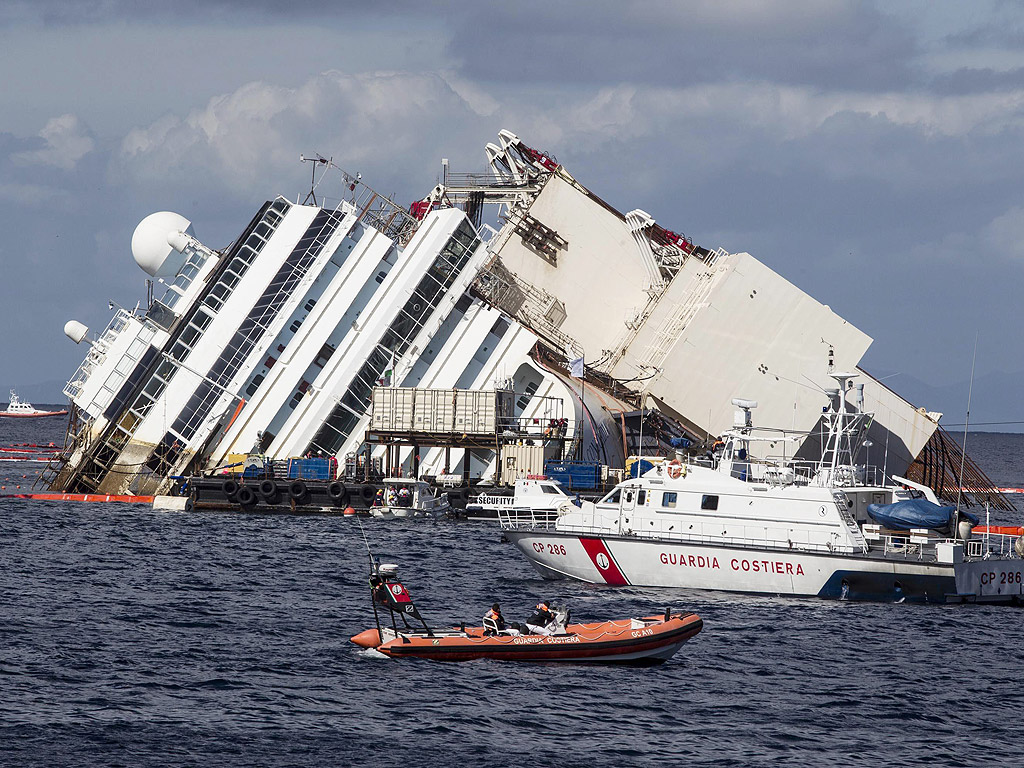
603, 487, 720, 511
307, 220, 482, 456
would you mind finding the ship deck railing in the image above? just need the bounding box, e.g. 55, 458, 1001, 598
970, 531, 1024, 560
736, 457, 886, 488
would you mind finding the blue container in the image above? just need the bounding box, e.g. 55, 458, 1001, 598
544, 460, 601, 490
287, 457, 336, 480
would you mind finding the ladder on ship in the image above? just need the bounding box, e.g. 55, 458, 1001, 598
832, 491, 869, 553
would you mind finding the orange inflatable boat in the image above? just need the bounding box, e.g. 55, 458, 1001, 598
350, 561, 702, 664
351, 611, 703, 664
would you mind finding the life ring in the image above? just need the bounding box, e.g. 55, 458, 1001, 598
328, 481, 349, 506
236, 485, 258, 508
259, 479, 281, 505
666, 461, 683, 480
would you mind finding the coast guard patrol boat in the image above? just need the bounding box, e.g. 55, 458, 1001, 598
501, 372, 1024, 603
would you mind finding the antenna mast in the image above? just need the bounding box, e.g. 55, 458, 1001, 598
955, 334, 979, 515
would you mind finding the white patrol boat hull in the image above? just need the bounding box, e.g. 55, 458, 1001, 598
504, 530, 1024, 603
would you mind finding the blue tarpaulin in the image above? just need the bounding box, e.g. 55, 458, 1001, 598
866, 498, 976, 530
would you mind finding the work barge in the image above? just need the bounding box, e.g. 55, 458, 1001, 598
42, 129, 1007, 514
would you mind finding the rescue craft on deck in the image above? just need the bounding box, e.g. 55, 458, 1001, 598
350, 561, 702, 664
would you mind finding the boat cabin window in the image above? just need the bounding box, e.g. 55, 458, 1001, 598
701, 494, 719, 511
540, 484, 560, 494
637, 490, 646, 505
662, 491, 678, 509
601, 489, 621, 504
624, 490, 634, 504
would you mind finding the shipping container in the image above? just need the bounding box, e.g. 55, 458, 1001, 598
286, 457, 337, 480
413, 389, 456, 432
372, 387, 416, 431
502, 444, 547, 483
544, 460, 602, 490
455, 390, 497, 434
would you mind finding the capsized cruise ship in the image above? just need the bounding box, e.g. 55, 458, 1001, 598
46, 130, 1006, 509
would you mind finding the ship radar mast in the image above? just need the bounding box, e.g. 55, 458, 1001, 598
822, 371, 870, 483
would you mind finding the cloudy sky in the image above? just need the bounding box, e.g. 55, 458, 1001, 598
2, 0, 1023, 429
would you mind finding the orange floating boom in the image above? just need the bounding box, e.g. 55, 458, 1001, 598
0, 493, 155, 503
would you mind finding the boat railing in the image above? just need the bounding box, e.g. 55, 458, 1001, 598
868, 530, 1022, 562
744, 456, 885, 488
972, 531, 1024, 560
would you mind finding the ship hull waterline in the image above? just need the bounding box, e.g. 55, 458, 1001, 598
504, 530, 1024, 604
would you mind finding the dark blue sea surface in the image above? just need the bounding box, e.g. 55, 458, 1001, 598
2, 418, 1024, 766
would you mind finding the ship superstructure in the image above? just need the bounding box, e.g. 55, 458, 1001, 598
48, 130, 1006, 509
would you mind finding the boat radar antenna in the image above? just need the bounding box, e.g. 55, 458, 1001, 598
731, 399, 757, 433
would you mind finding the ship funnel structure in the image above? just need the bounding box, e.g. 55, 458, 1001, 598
63, 320, 90, 345
131, 211, 195, 278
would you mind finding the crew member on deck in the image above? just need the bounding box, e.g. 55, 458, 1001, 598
483, 603, 506, 635
525, 601, 556, 635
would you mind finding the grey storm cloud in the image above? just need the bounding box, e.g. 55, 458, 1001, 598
445, 1, 919, 91
4, 0, 918, 90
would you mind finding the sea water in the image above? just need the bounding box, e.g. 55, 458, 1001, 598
2, 416, 1023, 767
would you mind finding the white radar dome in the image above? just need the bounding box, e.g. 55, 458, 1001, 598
131, 211, 195, 278
64, 320, 90, 344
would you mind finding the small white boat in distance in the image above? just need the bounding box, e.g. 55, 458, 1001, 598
2, 390, 68, 418
370, 478, 451, 519
466, 477, 576, 522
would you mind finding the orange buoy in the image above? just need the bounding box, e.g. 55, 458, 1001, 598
343, 506, 356, 516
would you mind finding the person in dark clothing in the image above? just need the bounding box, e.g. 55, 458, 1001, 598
525, 601, 556, 635
483, 602, 506, 634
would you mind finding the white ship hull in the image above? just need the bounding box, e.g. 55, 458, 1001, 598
504, 530, 1024, 603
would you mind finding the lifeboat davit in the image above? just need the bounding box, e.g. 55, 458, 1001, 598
351, 611, 703, 664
